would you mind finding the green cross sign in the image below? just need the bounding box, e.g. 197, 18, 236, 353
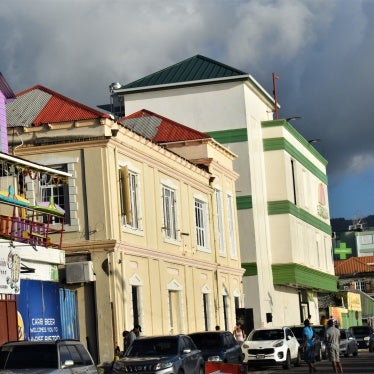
334, 242, 352, 260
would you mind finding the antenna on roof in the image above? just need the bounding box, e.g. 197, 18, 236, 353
272, 73, 279, 120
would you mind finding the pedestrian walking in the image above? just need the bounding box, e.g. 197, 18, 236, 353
233, 323, 246, 343
326, 319, 343, 373
302, 319, 318, 373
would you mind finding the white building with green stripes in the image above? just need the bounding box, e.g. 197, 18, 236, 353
112, 55, 337, 328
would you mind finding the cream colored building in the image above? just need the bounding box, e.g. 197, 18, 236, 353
112, 55, 337, 328
7, 86, 244, 364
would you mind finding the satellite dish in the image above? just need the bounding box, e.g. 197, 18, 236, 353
109, 82, 122, 92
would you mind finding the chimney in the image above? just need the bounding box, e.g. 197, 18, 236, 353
0, 73, 16, 154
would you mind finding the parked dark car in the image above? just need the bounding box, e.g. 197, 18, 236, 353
349, 325, 373, 349
290, 326, 323, 361
0, 339, 97, 373
339, 329, 358, 357
311, 325, 328, 359
112, 335, 204, 374
188, 331, 243, 363
369, 331, 374, 352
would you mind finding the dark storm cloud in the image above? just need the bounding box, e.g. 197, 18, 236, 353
0, 0, 373, 218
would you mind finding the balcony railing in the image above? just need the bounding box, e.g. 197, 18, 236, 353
0, 210, 64, 249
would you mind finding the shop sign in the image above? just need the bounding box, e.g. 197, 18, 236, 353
0, 242, 20, 294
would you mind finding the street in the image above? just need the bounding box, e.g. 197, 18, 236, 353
248, 350, 374, 373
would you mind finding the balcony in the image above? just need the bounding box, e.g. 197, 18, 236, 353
0, 152, 70, 250
0, 204, 64, 249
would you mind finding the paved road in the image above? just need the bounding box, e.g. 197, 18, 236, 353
247, 349, 374, 373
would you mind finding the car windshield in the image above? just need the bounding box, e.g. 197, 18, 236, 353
250, 329, 284, 341
126, 338, 178, 357
0, 344, 58, 369
190, 334, 221, 349
340, 330, 347, 340
290, 328, 304, 339
351, 326, 371, 336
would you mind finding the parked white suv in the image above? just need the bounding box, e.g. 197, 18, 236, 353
241, 326, 300, 370
0, 339, 97, 373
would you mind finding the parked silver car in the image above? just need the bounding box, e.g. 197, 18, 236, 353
112, 335, 204, 374
339, 329, 358, 357
0, 339, 97, 373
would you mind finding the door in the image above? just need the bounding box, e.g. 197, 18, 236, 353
0, 299, 18, 345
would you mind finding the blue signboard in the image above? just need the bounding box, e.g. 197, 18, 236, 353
17, 280, 62, 341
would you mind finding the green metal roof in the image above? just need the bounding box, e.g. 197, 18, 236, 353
122, 55, 248, 89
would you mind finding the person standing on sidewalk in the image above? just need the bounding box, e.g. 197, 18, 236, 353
302, 319, 318, 373
326, 319, 343, 373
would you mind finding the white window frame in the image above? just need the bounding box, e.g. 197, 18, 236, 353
162, 185, 178, 241
194, 196, 210, 252
355, 280, 365, 292
120, 165, 142, 231
215, 188, 226, 256
227, 193, 237, 259
26, 160, 79, 232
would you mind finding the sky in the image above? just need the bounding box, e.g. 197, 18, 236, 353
0, 0, 373, 220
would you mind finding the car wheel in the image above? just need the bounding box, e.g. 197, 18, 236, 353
316, 346, 322, 361
353, 349, 358, 357
177, 369, 184, 374
294, 350, 301, 367
369, 344, 374, 353
282, 351, 291, 370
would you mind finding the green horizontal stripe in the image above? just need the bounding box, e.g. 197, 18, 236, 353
262, 120, 327, 166
272, 263, 338, 292
268, 200, 332, 235
242, 262, 257, 276
236, 195, 252, 209
206, 128, 247, 143
263, 138, 328, 184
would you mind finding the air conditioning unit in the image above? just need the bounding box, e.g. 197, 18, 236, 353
66, 261, 96, 283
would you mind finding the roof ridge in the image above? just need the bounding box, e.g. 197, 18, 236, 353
122, 55, 248, 89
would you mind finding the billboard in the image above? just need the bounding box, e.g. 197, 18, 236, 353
17, 280, 62, 341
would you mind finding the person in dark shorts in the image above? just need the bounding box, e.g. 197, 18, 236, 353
302, 319, 318, 373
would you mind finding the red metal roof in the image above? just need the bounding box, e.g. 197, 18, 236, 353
119, 109, 211, 143
8, 85, 109, 127
334, 256, 374, 276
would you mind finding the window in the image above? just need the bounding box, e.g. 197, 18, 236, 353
195, 198, 209, 249
132, 286, 140, 327
355, 280, 366, 292
203, 293, 209, 331
227, 194, 237, 258
215, 189, 225, 256
120, 166, 140, 229
39, 165, 70, 224
162, 186, 177, 240
291, 159, 297, 205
